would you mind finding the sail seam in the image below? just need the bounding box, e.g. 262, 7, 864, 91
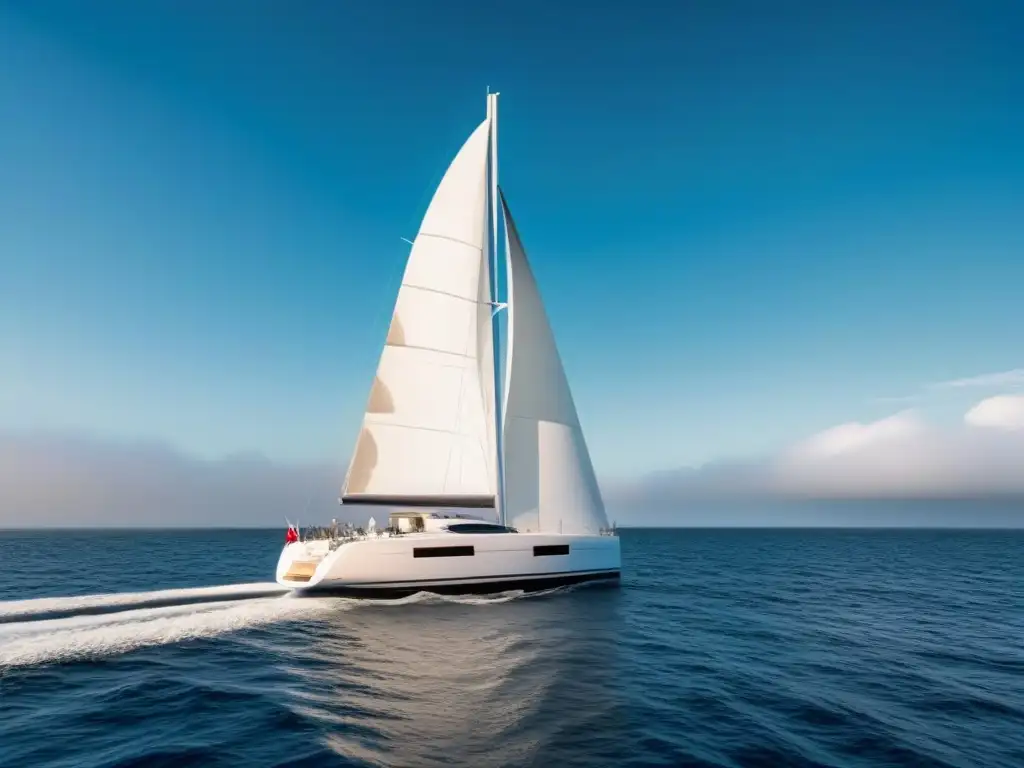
386, 341, 475, 360
363, 421, 483, 438
400, 282, 486, 306
417, 232, 483, 251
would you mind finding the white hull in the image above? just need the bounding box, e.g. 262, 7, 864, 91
276, 531, 620, 597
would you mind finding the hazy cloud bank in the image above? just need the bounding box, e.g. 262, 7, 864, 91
0, 431, 342, 528
2, 394, 1023, 528
615, 395, 1024, 508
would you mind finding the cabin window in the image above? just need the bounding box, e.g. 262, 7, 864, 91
533, 544, 570, 556
413, 545, 475, 558
446, 523, 516, 534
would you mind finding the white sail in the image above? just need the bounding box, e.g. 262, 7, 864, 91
499, 191, 609, 533
342, 118, 497, 508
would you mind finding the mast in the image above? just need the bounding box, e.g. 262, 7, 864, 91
490, 92, 499, 301
487, 90, 508, 526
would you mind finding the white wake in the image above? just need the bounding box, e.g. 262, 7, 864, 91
0, 582, 287, 621
0, 583, 561, 670
0, 594, 337, 669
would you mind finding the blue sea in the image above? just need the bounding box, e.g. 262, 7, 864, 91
1, 528, 1022, 767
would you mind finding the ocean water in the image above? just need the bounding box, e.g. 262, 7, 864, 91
1, 528, 1022, 768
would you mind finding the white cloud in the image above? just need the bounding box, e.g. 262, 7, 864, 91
623, 395, 1024, 504
964, 394, 1024, 431
930, 368, 1024, 390
772, 406, 1024, 499
872, 367, 1024, 405
787, 410, 925, 460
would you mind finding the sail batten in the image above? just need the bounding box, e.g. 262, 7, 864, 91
340, 118, 498, 508
400, 284, 483, 304
416, 232, 483, 250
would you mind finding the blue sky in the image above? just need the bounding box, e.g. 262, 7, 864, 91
3, 0, 1023, 481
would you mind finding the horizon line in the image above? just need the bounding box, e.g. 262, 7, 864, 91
2, 525, 1022, 532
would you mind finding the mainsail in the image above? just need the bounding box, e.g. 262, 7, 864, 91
499, 191, 609, 534
341, 118, 498, 508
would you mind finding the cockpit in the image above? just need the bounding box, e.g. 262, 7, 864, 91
386, 511, 517, 534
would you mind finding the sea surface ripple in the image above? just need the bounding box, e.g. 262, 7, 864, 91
1, 528, 1022, 767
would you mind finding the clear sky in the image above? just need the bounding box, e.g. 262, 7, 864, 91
3, 0, 1023, 482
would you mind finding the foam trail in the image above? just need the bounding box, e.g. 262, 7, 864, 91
0, 583, 583, 669
396, 589, 529, 606
0, 582, 288, 624
390, 582, 600, 606
0, 595, 338, 669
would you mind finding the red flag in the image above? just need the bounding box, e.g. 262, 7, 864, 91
285, 526, 298, 544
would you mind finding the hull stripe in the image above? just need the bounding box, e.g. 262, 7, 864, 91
285, 569, 620, 598
307, 568, 619, 588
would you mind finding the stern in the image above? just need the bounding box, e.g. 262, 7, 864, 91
276, 541, 329, 589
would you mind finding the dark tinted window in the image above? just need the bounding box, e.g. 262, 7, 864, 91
447, 523, 515, 534
533, 544, 570, 556
413, 545, 475, 558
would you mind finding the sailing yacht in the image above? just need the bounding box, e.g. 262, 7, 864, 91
276, 93, 621, 597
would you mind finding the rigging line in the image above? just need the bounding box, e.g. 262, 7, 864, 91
298, 489, 315, 524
